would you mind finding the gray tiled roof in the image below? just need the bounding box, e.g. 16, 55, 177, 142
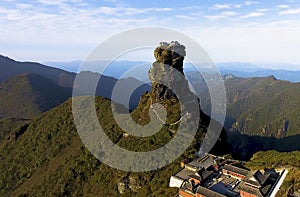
185, 155, 215, 170
238, 170, 276, 197
243, 170, 271, 187
223, 164, 250, 177
254, 170, 270, 186
174, 168, 195, 180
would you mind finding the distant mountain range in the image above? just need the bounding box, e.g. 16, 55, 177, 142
45, 60, 300, 82
0, 55, 150, 119
2, 54, 300, 137
218, 62, 300, 83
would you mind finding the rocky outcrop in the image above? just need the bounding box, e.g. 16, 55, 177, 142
153, 41, 186, 73
131, 41, 229, 158
276, 120, 289, 139
148, 41, 198, 112
117, 179, 127, 194
117, 176, 141, 194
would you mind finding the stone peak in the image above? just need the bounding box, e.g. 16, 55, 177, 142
154, 41, 186, 67
157, 41, 186, 54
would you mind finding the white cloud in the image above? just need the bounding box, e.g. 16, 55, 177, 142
241, 12, 265, 18
176, 15, 196, 20
1, 0, 300, 67
212, 4, 231, 10
69, 0, 84, 3
267, 20, 297, 26
181, 6, 203, 10
204, 11, 238, 20
141, 8, 173, 12
96, 6, 172, 16
222, 11, 239, 16
16, 3, 33, 9
256, 8, 270, 12
234, 4, 242, 8
244, 1, 259, 6
204, 15, 226, 20
103, 0, 119, 2
279, 8, 300, 15
37, 0, 66, 6
277, 5, 290, 9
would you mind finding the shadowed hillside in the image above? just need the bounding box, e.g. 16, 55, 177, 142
0, 73, 72, 119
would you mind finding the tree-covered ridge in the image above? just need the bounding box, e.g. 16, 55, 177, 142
224, 76, 300, 137
0, 95, 227, 196
0, 118, 30, 145
246, 150, 300, 197
0, 73, 72, 119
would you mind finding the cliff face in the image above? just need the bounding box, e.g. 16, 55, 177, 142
153, 41, 185, 73
148, 42, 199, 115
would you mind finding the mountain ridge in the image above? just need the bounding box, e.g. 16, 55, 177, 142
223, 75, 300, 137
0, 72, 72, 119
0, 54, 75, 87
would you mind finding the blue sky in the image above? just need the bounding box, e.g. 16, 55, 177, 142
1, 0, 300, 69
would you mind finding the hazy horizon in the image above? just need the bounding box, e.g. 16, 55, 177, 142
2, 52, 300, 72
1, 0, 300, 70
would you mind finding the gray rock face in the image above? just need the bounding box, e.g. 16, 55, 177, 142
148, 41, 196, 105
153, 41, 186, 74
117, 180, 127, 194
117, 176, 141, 194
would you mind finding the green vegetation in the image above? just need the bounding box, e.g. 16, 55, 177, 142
0, 95, 225, 196
223, 76, 300, 137
246, 150, 300, 197
0, 73, 71, 119
0, 118, 30, 144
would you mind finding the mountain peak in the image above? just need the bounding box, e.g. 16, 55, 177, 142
0, 54, 16, 62
154, 41, 186, 73
0, 55, 76, 87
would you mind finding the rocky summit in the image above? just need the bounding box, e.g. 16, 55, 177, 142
149, 41, 198, 113
153, 41, 186, 73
